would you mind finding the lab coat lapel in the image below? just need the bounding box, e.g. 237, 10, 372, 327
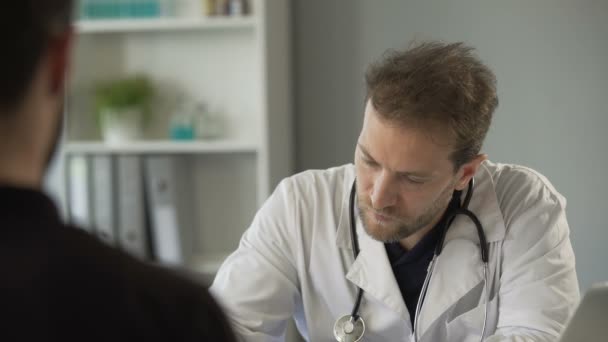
417, 163, 506, 335
335, 166, 356, 250
417, 238, 486, 335
344, 215, 410, 322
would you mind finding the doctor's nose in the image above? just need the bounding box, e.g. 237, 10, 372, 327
370, 171, 397, 210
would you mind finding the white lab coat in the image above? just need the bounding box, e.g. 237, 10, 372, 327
211, 161, 580, 341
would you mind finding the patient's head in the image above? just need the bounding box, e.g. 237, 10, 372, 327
0, 1, 74, 187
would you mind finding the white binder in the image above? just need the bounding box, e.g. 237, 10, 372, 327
67, 154, 93, 232
91, 155, 116, 246
144, 156, 184, 265
116, 155, 148, 259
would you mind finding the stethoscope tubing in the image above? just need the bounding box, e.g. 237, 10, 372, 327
348, 181, 364, 320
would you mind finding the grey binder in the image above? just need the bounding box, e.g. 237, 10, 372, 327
91, 155, 116, 246
117, 155, 148, 259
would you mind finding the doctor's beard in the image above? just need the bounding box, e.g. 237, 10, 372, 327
357, 182, 455, 244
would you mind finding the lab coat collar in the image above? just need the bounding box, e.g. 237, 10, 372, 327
443, 162, 506, 245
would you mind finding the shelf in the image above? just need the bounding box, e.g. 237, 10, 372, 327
188, 252, 231, 275
76, 16, 256, 34
64, 140, 258, 155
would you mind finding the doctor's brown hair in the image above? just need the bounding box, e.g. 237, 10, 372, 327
365, 41, 498, 170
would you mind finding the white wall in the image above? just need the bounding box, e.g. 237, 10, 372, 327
294, 0, 608, 291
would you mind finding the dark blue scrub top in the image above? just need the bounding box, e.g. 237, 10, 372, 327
384, 191, 461, 326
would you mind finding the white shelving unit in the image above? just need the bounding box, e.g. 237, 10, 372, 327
76, 17, 256, 33
64, 140, 258, 154
60, 0, 293, 278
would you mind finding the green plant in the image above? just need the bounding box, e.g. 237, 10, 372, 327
94, 75, 154, 118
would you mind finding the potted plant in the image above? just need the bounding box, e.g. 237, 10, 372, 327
94, 75, 154, 143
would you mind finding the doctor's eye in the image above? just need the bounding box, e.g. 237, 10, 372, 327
401, 175, 425, 185
361, 157, 379, 168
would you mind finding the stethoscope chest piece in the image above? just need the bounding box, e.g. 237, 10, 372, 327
333, 315, 366, 342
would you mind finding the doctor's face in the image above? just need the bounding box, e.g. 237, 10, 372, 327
355, 100, 464, 245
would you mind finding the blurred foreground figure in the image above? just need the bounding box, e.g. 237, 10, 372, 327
0, 2, 236, 341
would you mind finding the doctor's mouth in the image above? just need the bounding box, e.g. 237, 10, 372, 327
373, 211, 395, 225
361, 206, 403, 226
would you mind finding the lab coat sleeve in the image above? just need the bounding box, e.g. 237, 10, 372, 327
485, 171, 580, 341
210, 178, 301, 342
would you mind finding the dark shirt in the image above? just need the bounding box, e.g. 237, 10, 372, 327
0, 185, 236, 342
384, 191, 461, 326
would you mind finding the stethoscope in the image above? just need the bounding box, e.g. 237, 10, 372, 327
333, 178, 490, 342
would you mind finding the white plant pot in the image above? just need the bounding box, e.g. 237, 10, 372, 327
100, 107, 143, 144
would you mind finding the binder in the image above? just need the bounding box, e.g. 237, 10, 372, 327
91, 155, 116, 246
116, 155, 148, 259
67, 154, 93, 232
144, 156, 184, 265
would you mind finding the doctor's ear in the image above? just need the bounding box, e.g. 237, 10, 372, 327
454, 154, 487, 191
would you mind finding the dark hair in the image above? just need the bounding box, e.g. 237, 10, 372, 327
0, 1, 74, 111
365, 41, 498, 170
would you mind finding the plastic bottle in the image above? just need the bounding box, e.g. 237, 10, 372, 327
194, 103, 224, 139
169, 100, 195, 141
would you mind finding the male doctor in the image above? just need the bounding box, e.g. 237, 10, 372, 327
211, 41, 580, 341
